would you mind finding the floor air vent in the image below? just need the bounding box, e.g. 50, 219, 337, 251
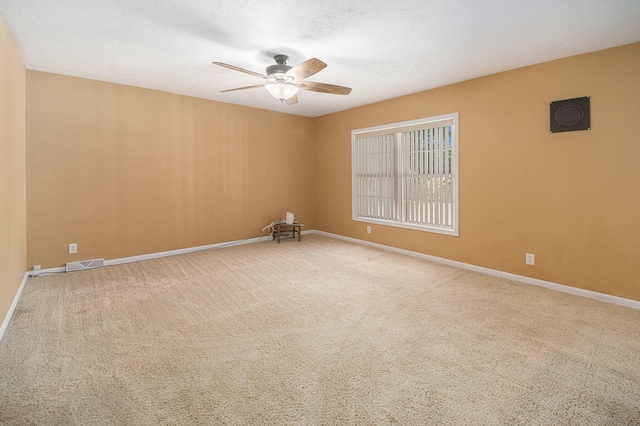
66, 258, 105, 272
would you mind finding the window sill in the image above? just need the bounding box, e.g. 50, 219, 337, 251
353, 217, 458, 237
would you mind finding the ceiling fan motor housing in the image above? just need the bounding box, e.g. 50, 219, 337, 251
267, 55, 292, 79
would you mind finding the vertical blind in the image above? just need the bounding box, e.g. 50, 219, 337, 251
353, 117, 456, 232
354, 134, 398, 221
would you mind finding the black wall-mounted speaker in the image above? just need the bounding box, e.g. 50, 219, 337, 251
550, 96, 590, 133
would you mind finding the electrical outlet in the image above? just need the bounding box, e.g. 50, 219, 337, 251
526, 253, 534, 265
33, 265, 41, 271
367, 225, 371, 234
69, 243, 77, 254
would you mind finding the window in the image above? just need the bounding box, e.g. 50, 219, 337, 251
352, 113, 458, 236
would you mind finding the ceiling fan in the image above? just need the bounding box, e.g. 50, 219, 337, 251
213, 54, 352, 105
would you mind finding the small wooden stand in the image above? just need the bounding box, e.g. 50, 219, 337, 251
272, 222, 304, 243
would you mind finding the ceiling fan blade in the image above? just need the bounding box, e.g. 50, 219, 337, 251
220, 84, 266, 93
300, 81, 352, 95
284, 58, 327, 81
212, 62, 267, 79
284, 94, 298, 105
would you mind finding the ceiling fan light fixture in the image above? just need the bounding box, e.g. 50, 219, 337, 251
265, 83, 299, 101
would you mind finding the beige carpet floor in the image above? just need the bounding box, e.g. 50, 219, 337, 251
1, 234, 639, 425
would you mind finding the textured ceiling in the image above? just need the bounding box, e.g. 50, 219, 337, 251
2, 0, 640, 117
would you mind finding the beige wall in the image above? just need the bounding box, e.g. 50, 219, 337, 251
0, 16, 27, 323
315, 42, 640, 301
27, 72, 314, 268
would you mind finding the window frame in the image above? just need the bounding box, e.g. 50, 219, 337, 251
351, 112, 459, 236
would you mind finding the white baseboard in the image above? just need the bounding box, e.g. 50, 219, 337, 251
310, 230, 640, 311
31, 234, 277, 277
0, 272, 29, 342
104, 234, 276, 267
